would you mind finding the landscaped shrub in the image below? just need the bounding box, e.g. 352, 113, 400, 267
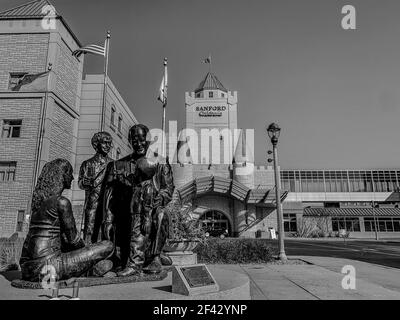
194, 238, 275, 263
0, 237, 24, 272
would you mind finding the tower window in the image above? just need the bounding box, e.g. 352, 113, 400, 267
196, 92, 201, 98
118, 115, 123, 133
116, 147, 121, 160
0, 161, 16, 182
110, 105, 116, 127
209, 91, 214, 98
1, 120, 22, 138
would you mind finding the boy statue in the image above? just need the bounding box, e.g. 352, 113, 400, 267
79, 132, 113, 244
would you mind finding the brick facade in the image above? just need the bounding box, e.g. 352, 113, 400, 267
0, 98, 42, 237
52, 35, 81, 110
0, 33, 49, 90
48, 102, 75, 162
0, 8, 83, 237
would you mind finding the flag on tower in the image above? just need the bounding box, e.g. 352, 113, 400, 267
204, 54, 211, 64
157, 58, 168, 105
72, 42, 106, 58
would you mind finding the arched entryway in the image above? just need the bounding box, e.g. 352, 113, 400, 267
199, 209, 232, 237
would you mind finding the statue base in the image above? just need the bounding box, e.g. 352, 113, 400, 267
11, 269, 168, 289
165, 251, 198, 265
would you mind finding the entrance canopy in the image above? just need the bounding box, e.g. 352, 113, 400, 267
177, 175, 288, 205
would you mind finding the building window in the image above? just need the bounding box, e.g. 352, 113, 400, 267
0, 162, 16, 182
209, 91, 213, 98
116, 148, 121, 160
8, 73, 27, 90
365, 217, 400, 232
340, 202, 370, 207
200, 210, 230, 236
16, 210, 25, 232
325, 202, 340, 208
284, 214, 297, 232
110, 105, 116, 127
1, 120, 22, 138
196, 92, 201, 98
221, 93, 225, 98
332, 217, 360, 232
118, 115, 122, 133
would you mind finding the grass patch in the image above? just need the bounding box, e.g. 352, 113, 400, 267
194, 238, 276, 264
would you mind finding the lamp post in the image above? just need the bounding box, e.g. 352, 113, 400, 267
267, 122, 287, 262
371, 173, 379, 241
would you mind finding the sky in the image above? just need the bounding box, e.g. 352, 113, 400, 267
2, 0, 400, 169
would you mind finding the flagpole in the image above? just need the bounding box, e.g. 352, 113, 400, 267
161, 57, 167, 158
101, 31, 110, 131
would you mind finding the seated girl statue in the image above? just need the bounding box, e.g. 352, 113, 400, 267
19, 158, 114, 282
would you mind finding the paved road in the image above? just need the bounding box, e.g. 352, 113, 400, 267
267, 239, 400, 269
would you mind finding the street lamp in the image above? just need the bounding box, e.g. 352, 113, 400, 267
371, 173, 379, 241
267, 122, 288, 262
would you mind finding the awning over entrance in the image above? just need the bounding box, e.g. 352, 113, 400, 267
177, 175, 288, 205
304, 207, 400, 217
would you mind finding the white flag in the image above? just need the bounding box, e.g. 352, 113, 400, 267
157, 59, 168, 104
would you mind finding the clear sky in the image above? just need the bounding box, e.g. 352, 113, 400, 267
3, 0, 400, 169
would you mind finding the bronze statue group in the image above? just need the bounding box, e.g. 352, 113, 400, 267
19, 124, 175, 282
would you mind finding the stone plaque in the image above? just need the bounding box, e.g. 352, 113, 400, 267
172, 264, 219, 296
181, 265, 215, 288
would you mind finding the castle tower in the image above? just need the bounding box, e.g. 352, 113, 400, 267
185, 72, 238, 166
233, 129, 255, 189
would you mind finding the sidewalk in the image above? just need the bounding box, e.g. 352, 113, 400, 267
291, 255, 400, 293
284, 237, 400, 242
223, 256, 400, 300
1, 256, 400, 300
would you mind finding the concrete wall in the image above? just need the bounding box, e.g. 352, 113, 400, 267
239, 206, 278, 238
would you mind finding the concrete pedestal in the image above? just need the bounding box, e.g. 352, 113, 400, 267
165, 251, 198, 265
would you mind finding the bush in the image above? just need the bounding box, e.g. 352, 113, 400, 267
194, 238, 275, 263
310, 229, 326, 238
165, 201, 207, 243
0, 237, 24, 272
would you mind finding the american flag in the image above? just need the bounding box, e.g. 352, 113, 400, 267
72, 42, 106, 58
